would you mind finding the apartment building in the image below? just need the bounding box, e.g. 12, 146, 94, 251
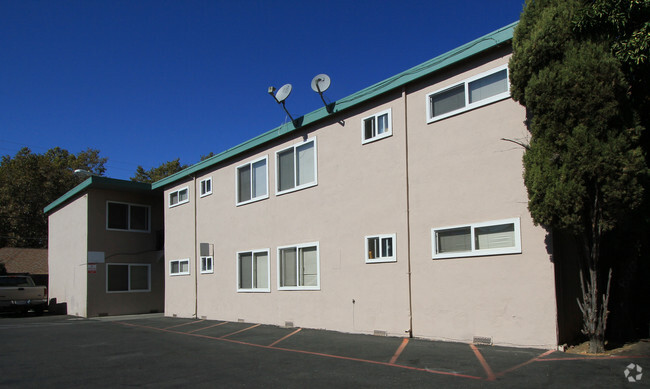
149, 22, 560, 348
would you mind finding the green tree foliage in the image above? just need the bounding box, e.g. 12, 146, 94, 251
131, 159, 187, 184
0, 147, 107, 248
510, 0, 648, 353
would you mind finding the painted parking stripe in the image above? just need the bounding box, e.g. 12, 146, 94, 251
268, 327, 302, 347
188, 321, 229, 334
220, 323, 261, 338
115, 321, 483, 380
389, 338, 409, 364
495, 349, 555, 377
470, 343, 496, 381
163, 319, 205, 330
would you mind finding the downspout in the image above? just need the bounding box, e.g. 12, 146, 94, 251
193, 174, 198, 318
403, 86, 414, 338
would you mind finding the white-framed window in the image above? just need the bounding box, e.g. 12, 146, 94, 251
237, 249, 270, 292
426, 64, 510, 123
431, 217, 521, 259
170, 259, 190, 276
236, 156, 268, 205
276, 138, 318, 195
169, 187, 190, 208
365, 234, 396, 263
278, 242, 320, 290
200, 177, 212, 197
200, 256, 213, 274
106, 201, 150, 232
361, 109, 392, 144
106, 263, 151, 293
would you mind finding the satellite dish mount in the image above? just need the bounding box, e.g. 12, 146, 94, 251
268, 84, 295, 122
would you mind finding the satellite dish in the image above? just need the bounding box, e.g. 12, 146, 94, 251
275, 84, 292, 102
311, 74, 331, 93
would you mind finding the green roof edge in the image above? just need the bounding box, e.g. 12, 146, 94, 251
152, 21, 517, 189
44, 176, 153, 214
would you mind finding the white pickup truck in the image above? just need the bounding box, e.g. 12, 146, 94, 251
0, 275, 48, 314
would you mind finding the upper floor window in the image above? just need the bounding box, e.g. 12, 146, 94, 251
362, 109, 392, 144
365, 234, 396, 263
200, 256, 214, 274
200, 177, 212, 197
106, 201, 150, 232
236, 156, 268, 206
170, 259, 190, 276
276, 138, 317, 195
427, 64, 510, 122
169, 187, 189, 208
431, 217, 521, 259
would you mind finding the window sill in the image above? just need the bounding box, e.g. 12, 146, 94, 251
237, 288, 270, 293
236, 194, 269, 207
366, 257, 397, 264
276, 182, 318, 197
362, 132, 393, 145
432, 248, 521, 260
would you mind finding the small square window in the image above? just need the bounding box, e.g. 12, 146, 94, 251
170, 259, 190, 276
365, 234, 396, 263
200, 256, 213, 274
361, 109, 392, 144
200, 178, 212, 197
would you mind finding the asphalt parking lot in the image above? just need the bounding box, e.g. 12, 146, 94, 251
1, 313, 648, 388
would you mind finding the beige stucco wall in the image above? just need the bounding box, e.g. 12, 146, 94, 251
48, 194, 88, 317
85, 189, 165, 317
162, 46, 558, 348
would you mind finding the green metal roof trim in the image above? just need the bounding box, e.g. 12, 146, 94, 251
151, 21, 516, 190
43, 176, 153, 214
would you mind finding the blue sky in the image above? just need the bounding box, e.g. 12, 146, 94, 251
1, 0, 525, 180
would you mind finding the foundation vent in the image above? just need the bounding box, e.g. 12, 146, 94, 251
284, 321, 294, 328
172, 314, 177, 318
201, 316, 207, 320
98, 312, 108, 317
374, 330, 387, 337
238, 318, 245, 323
473, 336, 493, 346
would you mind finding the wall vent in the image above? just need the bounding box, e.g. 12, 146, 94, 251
98, 312, 108, 317
473, 336, 493, 346
238, 318, 245, 323
284, 321, 294, 328
172, 314, 177, 318
201, 316, 207, 320
374, 330, 387, 337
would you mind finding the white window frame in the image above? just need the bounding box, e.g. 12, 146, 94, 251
277, 242, 320, 291
426, 64, 510, 123
199, 177, 213, 198
169, 258, 190, 276
431, 217, 521, 259
275, 138, 318, 196
106, 201, 151, 233
169, 187, 190, 208
236, 249, 270, 293
106, 263, 151, 293
235, 156, 269, 206
200, 256, 214, 274
365, 233, 396, 263
361, 108, 392, 144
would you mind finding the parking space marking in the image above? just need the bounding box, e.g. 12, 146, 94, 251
220, 323, 261, 339
389, 338, 409, 364
188, 321, 229, 334
163, 319, 205, 329
268, 327, 302, 347
470, 343, 496, 381
114, 321, 484, 381
535, 354, 648, 361
495, 349, 555, 377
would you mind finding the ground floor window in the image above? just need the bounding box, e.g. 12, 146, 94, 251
432, 218, 521, 259
170, 259, 190, 276
200, 256, 213, 274
237, 250, 270, 292
278, 242, 320, 290
107, 264, 150, 292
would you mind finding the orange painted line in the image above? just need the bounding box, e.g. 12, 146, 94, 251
496, 349, 555, 377
114, 321, 483, 380
220, 323, 261, 338
163, 319, 205, 330
268, 328, 302, 347
470, 343, 496, 381
535, 355, 649, 361
389, 338, 409, 364
188, 321, 229, 334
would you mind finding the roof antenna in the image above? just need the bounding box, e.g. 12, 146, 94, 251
268, 84, 295, 123
311, 74, 332, 112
